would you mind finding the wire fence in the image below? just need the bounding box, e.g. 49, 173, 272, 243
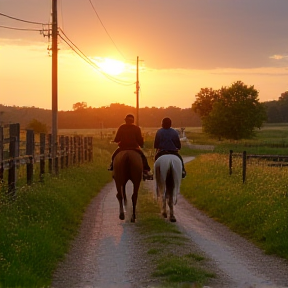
229, 150, 288, 183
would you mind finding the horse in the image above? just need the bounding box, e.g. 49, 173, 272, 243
154, 154, 182, 222
113, 150, 143, 222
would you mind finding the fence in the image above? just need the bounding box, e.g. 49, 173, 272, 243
0, 123, 93, 197
229, 150, 288, 183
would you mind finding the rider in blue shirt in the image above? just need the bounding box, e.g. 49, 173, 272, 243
154, 117, 186, 178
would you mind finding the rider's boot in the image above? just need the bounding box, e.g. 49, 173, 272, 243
143, 170, 153, 181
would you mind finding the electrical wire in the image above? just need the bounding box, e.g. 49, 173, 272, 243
87, 0, 127, 61
0, 11, 135, 86
58, 30, 134, 86
0, 12, 46, 25
0, 25, 44, 32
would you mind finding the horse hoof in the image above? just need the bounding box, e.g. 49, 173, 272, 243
131, 216, 136, 223
119, 213, 125, 220
162, 212, 167, 218
170, 216, 176, 222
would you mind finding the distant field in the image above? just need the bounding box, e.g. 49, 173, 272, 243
59, 123, 288, 146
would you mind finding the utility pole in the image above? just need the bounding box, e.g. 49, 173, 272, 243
51, 0, 58, 174
136, 56, 139, 126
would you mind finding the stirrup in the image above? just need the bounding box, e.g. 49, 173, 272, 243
182, 170, 186, 179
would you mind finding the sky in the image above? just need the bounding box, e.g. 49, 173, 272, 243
1, 0, 288, 111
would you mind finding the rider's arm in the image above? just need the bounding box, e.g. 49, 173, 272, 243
136, 126, 144, 148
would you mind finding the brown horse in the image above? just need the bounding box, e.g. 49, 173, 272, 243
113, 150, 143, 222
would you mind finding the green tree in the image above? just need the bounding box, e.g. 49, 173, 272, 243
278, 91, 288, 122
73, 102, 87, 111
192, 88, 220, 118
26, 119, 48, 134
193, 81, 267, 140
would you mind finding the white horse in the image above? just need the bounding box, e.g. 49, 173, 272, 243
154, 154, 182, 222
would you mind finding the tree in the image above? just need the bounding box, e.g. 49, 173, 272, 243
192, 81, 267, 140
26, 119, 48, 134
73, 102, 87, 111
192, 88, 220, 118
278, 91, 288, 122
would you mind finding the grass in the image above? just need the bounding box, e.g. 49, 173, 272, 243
178, 124, 288, 259
136, 186, 215, 288
1, 124, 288, 287
0, 137, 215, 288
181, 152, 288, 259
0, 140, 112, 288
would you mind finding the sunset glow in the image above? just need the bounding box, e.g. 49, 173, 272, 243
93, 57, 126, 76
1, 1, 288, 111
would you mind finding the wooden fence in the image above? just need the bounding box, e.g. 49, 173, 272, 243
0, 123, 93, 197
229, 150, 288, 183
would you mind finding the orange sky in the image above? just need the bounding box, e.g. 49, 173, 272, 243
1, 0, 288, 111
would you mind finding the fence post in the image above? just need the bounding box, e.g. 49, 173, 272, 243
0, 127, 3, 182
77, 136, 81, 164
69, 136, 74, 165
55, 136, 59, 175
60, 135, 64, 169
242, 151, 247, 183
73, 136, 77, 164
26, 130, 34, 185
8, 124, 20, 197
40, 133, 46, 182
88, 137, 93, 162
8, 138, 17, 197
48, 134, 52, 174
229, 150, 233, 175
84, 137, 88, 161
65, 136, 69, 167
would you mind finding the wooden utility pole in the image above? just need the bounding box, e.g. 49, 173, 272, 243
51, 0, 58, 173
136, 56, 139, 126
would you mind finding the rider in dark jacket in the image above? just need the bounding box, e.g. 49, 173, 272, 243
154, 117, 186, 178
108, 114, 153, 180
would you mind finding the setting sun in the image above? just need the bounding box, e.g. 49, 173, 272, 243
93, 57, 126, 76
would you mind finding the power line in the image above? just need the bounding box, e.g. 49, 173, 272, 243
58, 29, 134, 86
0, 25, 44, 32
0, 12, 46, 25
87, 0, 127, 61
0, 10, 134, 86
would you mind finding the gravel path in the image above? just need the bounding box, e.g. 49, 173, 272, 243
51, 181, 154, 288
51, 157, 288, 288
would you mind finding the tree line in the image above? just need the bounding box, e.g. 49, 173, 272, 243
0, 84, 287, 138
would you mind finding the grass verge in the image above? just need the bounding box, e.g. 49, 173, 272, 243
0, 145, 112, 288
181, 153, 288, 259
136, 185, 215, 288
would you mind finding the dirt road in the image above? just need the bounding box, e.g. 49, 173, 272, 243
51, 157, 288, 288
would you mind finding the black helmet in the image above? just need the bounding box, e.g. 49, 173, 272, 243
162, 117, 172, 129
125, 114, 134, 123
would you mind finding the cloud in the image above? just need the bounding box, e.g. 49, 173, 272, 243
270, 54, 288, 60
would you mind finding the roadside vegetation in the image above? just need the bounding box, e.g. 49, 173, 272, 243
0, 140, 113, 288
0, 123, 287, 287
136, 185, 215, 288
179, 124, 288, 259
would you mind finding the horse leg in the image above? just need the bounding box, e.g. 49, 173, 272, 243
161, 191, 167, 218
116, 185, 125, 220
131, 183, 140, 223
168, 191, 176, 222
123, 184, 127, 206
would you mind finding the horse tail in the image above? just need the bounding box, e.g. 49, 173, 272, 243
171, 158, 182, 204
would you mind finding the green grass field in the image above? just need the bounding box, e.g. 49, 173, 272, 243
0, 124, 287, 287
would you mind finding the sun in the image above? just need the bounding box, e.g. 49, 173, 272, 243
94, 57, 126, 76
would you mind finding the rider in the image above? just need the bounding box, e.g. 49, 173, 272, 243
108, 114, 153, 180
154, 117, 187, 178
